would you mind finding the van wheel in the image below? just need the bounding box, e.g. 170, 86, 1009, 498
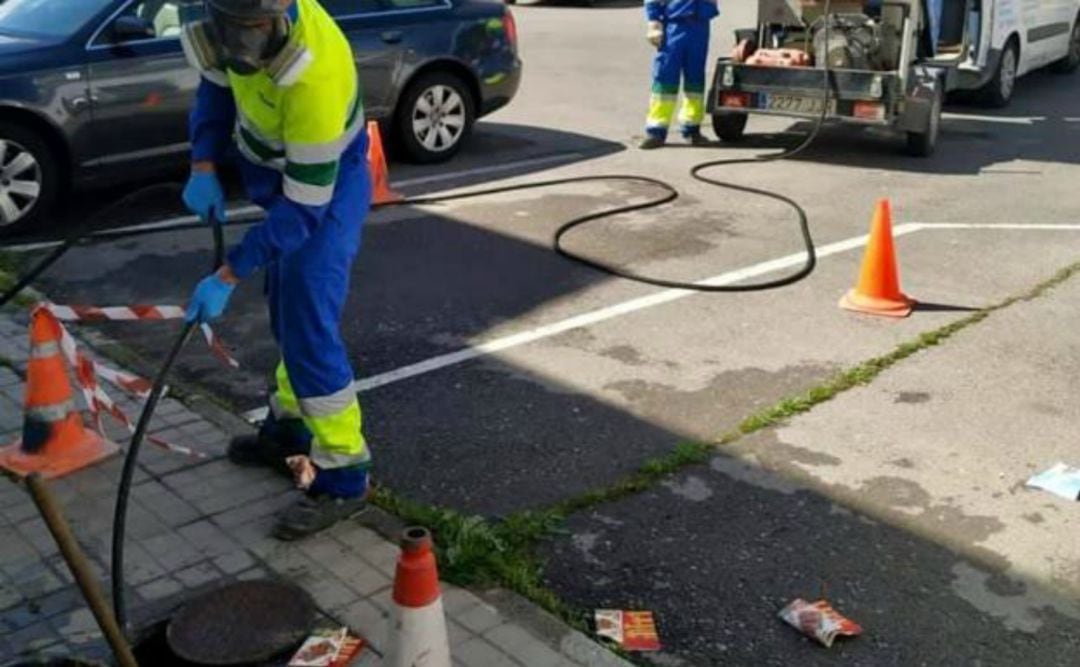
0, 120, 61, 237
1051, 20, 1080, 73
980, 40, 1018, 108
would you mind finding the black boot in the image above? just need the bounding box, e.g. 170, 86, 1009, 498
685, 130, 711, 146
273, 493, 369, 541
639, 135, 666, 150
227, 415, 310, 477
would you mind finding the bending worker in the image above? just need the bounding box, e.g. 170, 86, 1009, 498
641, 0, 718, 149
179, 0, 371, 540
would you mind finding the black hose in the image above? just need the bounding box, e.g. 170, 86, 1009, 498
110, 214, 225, 634
12, 2, 836, 634
0, 183, 184, 310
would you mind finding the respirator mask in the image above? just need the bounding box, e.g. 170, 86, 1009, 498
181, 0, 292, 76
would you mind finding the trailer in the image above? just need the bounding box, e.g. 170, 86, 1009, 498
708, 0, 1080, 156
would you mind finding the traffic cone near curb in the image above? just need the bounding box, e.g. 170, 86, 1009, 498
0, 309, 118, 479
840, 199, 916, 318
367, 121, 402, 206
385, 526, 451, 667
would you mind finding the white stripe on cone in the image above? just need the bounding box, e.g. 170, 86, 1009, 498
385, 598, 452, 667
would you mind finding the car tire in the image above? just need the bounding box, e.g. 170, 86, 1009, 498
1051, 20, 1080, 74
0, 120, 60, 237
712, 112, 748, 142
395, 71, 475, 164
905, 84, 942, 158
979, 39, 1018, 108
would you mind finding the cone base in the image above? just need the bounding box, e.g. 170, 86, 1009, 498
840, 289, 915, 318
0, 429, 120, 479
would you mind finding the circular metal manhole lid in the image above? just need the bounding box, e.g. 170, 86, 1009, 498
166, 580, 316, 665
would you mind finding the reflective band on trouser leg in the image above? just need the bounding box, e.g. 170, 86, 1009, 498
269, 360, 302, 420
647, 93, 677, 138
679, 91, 706, 133
298, 384, 369, 470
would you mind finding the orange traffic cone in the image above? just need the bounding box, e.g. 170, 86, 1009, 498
367, 121, 402, 206
385, 527, 451, 667
840, 199, 915, 318
0, 309, 118, 479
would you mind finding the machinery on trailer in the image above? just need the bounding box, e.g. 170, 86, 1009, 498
707, 0, 963, 156
710, 0, 1080, 155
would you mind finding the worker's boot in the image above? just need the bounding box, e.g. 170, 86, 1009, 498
274, 467, 369, 541
639, 135, 666, 150
685, 130, 711, 147
227, 414, 311, 477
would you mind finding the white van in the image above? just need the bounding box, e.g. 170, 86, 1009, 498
942, 0, 1080, 106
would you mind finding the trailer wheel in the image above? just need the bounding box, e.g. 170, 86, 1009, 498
712, 112, 748, 142
906, 85, 942, 157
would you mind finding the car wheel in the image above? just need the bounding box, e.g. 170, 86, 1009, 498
1051, 20, 1080, 74
396, 72, 475, 164
712, 112, 748, 142
980, 40, 1018, 108
0, 120, 59, 236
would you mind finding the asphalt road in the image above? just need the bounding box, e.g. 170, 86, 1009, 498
9, 3, 1080, 665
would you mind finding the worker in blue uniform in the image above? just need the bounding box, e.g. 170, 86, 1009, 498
180, 0, 371, 540
641, 0, 719, 149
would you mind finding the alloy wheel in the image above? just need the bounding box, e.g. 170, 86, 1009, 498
411, 84, 467, 154
0, 138, 41, 226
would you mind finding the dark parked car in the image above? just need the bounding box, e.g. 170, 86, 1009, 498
0, 0, 521, 232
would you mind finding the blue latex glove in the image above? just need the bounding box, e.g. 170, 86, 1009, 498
182, 170, 226, 223
185, 273, 235, 323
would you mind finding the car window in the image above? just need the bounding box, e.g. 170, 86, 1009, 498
96, 0, 182, 45
0, 0, 114, 39
319, 0, 384, 15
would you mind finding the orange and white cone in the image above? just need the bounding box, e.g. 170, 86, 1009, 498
0, 308, 118, 478
367, 121, 402, 206
385, 527, 451, 667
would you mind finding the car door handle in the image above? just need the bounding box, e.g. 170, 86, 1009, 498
380, 30, 403, 44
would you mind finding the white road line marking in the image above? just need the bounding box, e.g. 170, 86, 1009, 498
241, 220, 1080, 422
942, 113, 1046, 125
241, 223, 924, 422
914, 223, 1080, 231
4, 152, 585, 253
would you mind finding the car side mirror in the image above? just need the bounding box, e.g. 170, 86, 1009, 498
112, 15, 157, 42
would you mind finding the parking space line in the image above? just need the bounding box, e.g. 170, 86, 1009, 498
942, 113, 1047, 125
241, 223, 927, 422
3, 152, 585, 253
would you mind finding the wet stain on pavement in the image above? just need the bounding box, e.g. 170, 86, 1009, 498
603, 364, 837, 441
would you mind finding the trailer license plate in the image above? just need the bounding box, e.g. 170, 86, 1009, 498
763, 94, 833, 115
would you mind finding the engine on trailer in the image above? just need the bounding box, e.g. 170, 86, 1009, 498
813, 13, 885, 70
748, 0, 906, 72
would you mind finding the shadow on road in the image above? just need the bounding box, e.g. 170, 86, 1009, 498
1, 121, 625, 245
772, 69, 1080, 175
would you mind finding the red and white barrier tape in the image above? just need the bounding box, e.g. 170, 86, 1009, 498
36, 302, 240, 459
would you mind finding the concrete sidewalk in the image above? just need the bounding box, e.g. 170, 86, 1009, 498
0, 311, 629, 667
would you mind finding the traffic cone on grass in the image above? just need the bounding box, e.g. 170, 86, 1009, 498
385, 526, 451, 667
840, 199, 916, 318
367, 121, 402, 206
0, 309, 118, 479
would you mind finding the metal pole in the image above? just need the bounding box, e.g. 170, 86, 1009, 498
26, 473, 139, 667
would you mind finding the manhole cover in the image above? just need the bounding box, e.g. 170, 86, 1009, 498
167, 580, 315, 665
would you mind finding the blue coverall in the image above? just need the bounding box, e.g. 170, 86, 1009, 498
188, 0, 372, 498
645, 0, 719, 139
